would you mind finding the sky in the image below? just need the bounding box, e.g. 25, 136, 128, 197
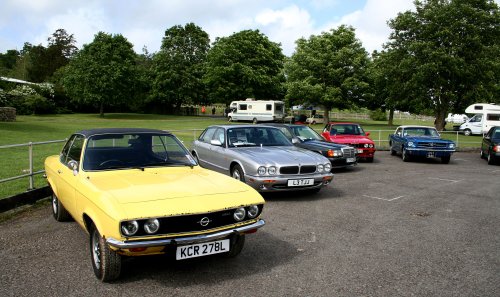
0, 0, 497, 57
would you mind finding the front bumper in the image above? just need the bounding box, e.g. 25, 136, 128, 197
355, 148, 376, 158
245, 173, 334, 192
107, 219, 265, 249
329, 157, 357, 168
406, 148, 455, 157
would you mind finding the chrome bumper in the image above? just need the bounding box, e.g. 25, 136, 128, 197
106, 219, 265, 249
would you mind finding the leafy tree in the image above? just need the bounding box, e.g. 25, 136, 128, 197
285, 25, 370, 122
384, 0, 500, 130
204, 30, 286, 105
150, 23, 210, 113
62, 32, 138, 117
0, 49, 20, 76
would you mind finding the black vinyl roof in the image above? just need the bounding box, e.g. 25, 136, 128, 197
75, 128, 170, 138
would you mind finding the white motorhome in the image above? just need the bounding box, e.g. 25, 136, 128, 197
227, 99, 285, 123
459, 103, 500, 136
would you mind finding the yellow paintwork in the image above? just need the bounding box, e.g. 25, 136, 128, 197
44, 147, 265, 253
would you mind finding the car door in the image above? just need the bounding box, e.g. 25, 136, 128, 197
54, 134, 85, 216
194, 127, 217, 168
482, 127, 493, 154
208, 128, 230, 172
392, 127, 404, 153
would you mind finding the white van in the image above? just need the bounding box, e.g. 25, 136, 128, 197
227, 99, 285, 123
459, 103, 500, 136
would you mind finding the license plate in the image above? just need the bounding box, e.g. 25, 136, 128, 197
347, 157, 356, 163
176, 239, 230, 260
427, 152, 435, 158
287, 178, 314, 187
357, 149, 363, 154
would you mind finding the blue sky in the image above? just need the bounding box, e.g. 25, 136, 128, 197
1, 0, 494, 56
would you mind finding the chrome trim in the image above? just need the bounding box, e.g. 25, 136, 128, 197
406, 148, 455, 152
106, 219, 265, 249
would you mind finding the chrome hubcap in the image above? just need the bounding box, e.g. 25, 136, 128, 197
52, 195, 58, 214
92, 232, 101, 269
232, 170, 241, 180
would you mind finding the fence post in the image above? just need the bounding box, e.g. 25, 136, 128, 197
378, 130, 382, 148
28, 142, 34, 190
456, 131, 459, 147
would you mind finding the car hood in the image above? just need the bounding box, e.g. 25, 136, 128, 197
84, 166, 263, 219
299, 140, 346, 151
328, 135, 374, 144
235, 146, 327, 164
405, 136, 453, 143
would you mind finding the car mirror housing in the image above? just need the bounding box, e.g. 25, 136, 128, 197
366, 132, 370, 136
67, 160, 79, 176
291, 137, 300, 144
210, 139, 222, 146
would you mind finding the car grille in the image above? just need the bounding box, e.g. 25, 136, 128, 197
122, 205, 263, 237
279, 165, 317, 174
342, 147, 356, 158
417, 142, 447, 148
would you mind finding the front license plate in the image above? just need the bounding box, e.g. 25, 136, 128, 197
287, 178, 314, 187
357, 149, 364, 154
427, 152, 435, 158
347, 157, 356, 163
176, 239, 230, 260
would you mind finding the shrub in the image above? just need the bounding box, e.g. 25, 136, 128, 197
369, 109, 387, 121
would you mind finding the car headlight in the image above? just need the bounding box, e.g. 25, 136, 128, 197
317, 164, 324, 172
324, 163, 332, 172
257, 166, 266, 175
144, 218, 160, 234
369, 144, 374, 148
121, 220, 139, 236
408, 142, 415, 147
247, 205, 259, 218
449, 143, 455, 149
364, 144, 369, 148
233, 208, 246, 221
268, 166, 277, 175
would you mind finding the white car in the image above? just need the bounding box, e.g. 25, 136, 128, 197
306, 114, 325, 125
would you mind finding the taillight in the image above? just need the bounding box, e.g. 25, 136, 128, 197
494, 145, 499, 152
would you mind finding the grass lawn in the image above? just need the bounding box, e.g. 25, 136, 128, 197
0, 113, 482, 199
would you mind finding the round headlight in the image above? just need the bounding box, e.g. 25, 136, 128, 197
257, 166, 266, 175
408, 142, 415, 147
233, 208, 246, 221
121, 220, 139, 236
334, 150, 342, 157
317, 164, 324, 172
449, 143, 455, 148
144, 218, 160, 234
369, 144, 374, 148
247, 205, 259, 218
324, 163, 332, 172
364, 144, 369, 148
268, 166, 277, 175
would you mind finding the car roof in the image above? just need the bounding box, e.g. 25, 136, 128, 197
76, 128, 171, 138
208, 125, 282, 129
327, 122, 359, 125
397, 125, 435, 129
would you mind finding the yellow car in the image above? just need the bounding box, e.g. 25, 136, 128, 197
44, 128, 265, 282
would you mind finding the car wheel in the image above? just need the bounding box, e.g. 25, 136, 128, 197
312, 121, 316, 125
231, 164, 245, 182
463, 129, 472, 136
402, 147, 410, 162
252, 118, 258, 124
224, 234, 245, 258
480, 148, 485, 159
52, 193, 72, 222
390, 142, 396, 155
441, 156, 451, 164
90, 226, 121, 282
487, 152, 496, 165
228, 117, 232, 122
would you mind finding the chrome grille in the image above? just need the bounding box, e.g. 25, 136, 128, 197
280, 165, 317, 174
342, 147, 356, 158
300, 165, 317, 174
417, 142, 447, 148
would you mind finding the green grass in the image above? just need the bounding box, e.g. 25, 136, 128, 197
0, 113, 482, 199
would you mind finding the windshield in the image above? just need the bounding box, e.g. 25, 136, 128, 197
227, 127, 292, 147
330, 124, 365, 136
291, 126, 323, 141
403, 127, 440, 137
82, 133, 196, 171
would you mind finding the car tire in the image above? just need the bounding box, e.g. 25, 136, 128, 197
487, 152, 496, 165
224, 234, 245, 258
252, 118, 258, 124
463, 129, 472, 136
52, 193, 72, 222
231, 164, 245, 182
402, 147, 410, 162
480, 148, 485, 159
228, 117, 233, 122
312, 121, 316, 125
90, 226, 121, 282
441, 156, 451, 164
390, 142, 396, 156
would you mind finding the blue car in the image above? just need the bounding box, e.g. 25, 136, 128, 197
389, 125, 456, 163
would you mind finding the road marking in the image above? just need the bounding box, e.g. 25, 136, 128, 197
363, 195, 405, 202
428, 177, 462, 183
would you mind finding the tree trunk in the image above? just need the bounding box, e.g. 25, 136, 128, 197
434, 111, 447, 131
323, 109, 329, 124
99, 101, 104, 117
388, 108, 394, 126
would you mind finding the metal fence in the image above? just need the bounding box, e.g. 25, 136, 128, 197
0, 129, 481, 194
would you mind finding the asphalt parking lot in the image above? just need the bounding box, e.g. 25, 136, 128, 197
1, 152, 499, 297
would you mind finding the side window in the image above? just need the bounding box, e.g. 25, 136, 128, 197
66, 135, 85, 163
487, 114, 500, 121
60, 135, 76, 163
396, 128, 403, 136
239, 104, 247, 111
213, 128, 226, 145
279, 127, 293, 139
266, 104, 272, 111
200, 128, 216, 143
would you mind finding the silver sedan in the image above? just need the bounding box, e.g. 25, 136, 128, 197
191, 125, 334, 192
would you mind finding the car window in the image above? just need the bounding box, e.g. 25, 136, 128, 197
200, 128, 216, 143
278, 127, 293, 139
395, 127, 403, 136
404, 128, 439, 137
293, 126, 322, 140
60, 135, 76, 163
227, 127, 292, 147
334, 124, 363, 135
213, 128, 225, 145
65, 135, 84, 164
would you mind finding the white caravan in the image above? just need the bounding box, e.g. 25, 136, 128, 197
459, 103, 500, 136
228, 99, 285, 123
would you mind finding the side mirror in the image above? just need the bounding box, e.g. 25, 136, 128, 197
210, 139, 222, 146
291, 137, 300, 144
366, 132, 370, 136
67, 160, 79, 176
484, 136, 490, 140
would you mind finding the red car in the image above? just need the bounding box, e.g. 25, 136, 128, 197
321, 122, 376, 162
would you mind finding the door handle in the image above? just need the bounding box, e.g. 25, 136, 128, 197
57, 169, 62, 174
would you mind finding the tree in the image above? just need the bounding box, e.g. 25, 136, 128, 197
150, 23, 210, 113
204, 30, 286, 105
62, 32, 138, 117
285, 25, 370, 122
384, 0, 500, 130
0, 49, 20, 76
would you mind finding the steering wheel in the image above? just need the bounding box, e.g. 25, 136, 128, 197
99, 159, 126, 168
